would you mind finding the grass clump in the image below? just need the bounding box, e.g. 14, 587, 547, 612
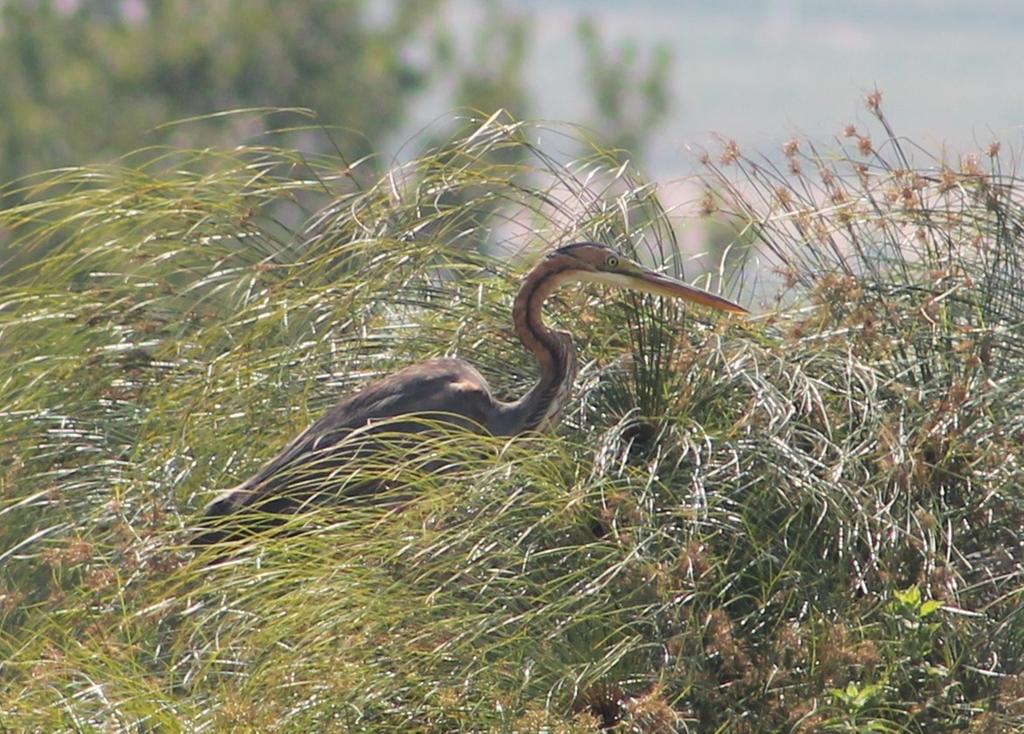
1, 109, 1023, 732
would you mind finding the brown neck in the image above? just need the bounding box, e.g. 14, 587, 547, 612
506, 256, 579, 432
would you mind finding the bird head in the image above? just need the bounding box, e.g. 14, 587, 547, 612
548, 242, 748, 315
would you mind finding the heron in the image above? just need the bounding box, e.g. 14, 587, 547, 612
192, 242, 746, 545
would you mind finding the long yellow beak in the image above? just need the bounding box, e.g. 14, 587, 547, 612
581, 267, 748, 315
629, 268, 748, 314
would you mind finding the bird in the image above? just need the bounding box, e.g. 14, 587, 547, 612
191, 242, 746, 545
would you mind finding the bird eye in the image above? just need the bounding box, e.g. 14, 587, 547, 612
605, 255, 619, 268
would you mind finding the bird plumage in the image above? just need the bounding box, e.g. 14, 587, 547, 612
192, 242, 745, 546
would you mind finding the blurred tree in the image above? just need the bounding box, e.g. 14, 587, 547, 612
0, 0, 444, 185
441, 0, 530, 120
576, 17, 672, 161
0, 1, 675, 190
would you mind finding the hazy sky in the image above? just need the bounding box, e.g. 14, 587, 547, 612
505, 0, 1024, 176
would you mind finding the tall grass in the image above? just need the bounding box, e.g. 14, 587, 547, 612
1, 109, 1022, 732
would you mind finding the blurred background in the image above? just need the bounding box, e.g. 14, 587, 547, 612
1, 0, 1020, 203
515, 0, 1024, 175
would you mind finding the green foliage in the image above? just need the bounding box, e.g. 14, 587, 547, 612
1, 113, 1023, 733
441, 0, 532, 120
0, 0, 675, 279
0, 0, 444, 183
0, 1, 674, 188
576, 18, 672, 160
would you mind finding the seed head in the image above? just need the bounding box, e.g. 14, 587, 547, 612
719, 139, 740, 166
961, 153, 982, 177
865, 89, 883, 113
699, 189, 718, 216
939, 167, 958, 193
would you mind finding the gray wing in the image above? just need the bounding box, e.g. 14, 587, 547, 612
194, 358, 494, 540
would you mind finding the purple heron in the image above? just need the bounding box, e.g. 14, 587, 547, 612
192, 242, 745, 545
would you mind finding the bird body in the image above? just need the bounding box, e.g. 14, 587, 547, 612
193, 242, 745, 545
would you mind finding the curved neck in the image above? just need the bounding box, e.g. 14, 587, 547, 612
497, 258, 579, 434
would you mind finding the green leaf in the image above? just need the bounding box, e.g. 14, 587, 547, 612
894, 585, 921, 608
